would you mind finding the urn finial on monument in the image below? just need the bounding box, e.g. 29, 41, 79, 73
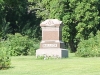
36, 19, 68, 58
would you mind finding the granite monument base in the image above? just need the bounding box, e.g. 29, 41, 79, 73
36, 48, 68, 58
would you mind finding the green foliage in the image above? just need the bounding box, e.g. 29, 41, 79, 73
76, 31, 100, 57
36, 55, 45, 60
1, 0, 100, 53
62, 0, 100, 52
33, 0, 100, 52
0, 0, 41, 39
35, 0, 65, 20
6, 33, 40, 56
75, 0, 100, 39
0, 40, 11, 70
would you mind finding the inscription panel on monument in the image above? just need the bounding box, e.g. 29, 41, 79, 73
43, 31, 59, 40
42, 44, 57, 48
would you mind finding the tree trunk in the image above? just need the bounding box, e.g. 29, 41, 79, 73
69, 40, 76, 52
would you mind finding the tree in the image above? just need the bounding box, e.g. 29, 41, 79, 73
34, 0, 77, 52
0, 0, 100, 52
35, 0, 66, 20
63, 0, 100, 52
35, 0, 100, 52
0, 0, 42, 39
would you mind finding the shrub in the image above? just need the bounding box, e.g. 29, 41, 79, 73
0, 41, 11, 70
7, 33, 39, 56
76, 31, 100, 57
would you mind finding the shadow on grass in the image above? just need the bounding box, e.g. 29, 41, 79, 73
0, 66, 15, 70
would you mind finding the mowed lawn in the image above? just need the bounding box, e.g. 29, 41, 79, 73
1, 53, 100, 75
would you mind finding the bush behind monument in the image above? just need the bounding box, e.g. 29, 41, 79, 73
2, 33, 40, 56
76, 31, 100, 57
0, 41, 11, 70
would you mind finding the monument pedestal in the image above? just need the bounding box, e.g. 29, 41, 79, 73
36, 48, 68, 58
36, 19, 68, 58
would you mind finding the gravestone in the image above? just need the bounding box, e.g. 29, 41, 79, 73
36, 19, 68, 58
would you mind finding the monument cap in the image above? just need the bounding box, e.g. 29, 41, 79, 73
40, 19, 63, 27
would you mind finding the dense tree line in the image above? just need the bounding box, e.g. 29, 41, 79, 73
0, 0, 100, 52
0, 0, 41, 39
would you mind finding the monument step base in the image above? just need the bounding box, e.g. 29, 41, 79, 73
36, 48, 68, 58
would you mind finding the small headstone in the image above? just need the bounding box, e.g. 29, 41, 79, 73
36, 19, 68, 58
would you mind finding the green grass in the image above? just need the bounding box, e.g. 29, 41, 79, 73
1, 53, 100, 75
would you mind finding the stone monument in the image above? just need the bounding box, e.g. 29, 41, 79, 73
36, 19, 68, 58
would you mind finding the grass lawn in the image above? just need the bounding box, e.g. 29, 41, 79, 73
0, 53, 100, 75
